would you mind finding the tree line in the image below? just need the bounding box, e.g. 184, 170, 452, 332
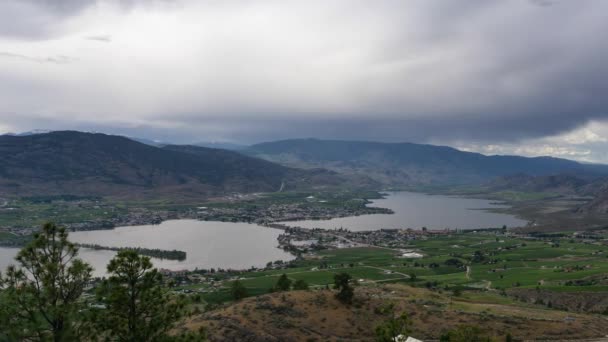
75, 243, 187, 261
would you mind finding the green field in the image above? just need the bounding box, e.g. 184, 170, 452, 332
195, 231, 608, 304
0, 199, 128, 228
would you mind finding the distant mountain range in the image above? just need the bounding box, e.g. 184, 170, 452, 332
0, 132, 345, 199
126, 138, 246, 150
3, 131, 247, 151
192, 142, 247, 151
3, 132, 608, 203
246, 139, 608, 186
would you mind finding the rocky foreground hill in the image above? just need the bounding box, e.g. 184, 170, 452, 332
180, 285, 607, 341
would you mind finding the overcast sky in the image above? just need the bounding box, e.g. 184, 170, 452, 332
1, 0, 608, 162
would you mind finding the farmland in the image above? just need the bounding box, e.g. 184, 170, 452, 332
182, 229, 608, 315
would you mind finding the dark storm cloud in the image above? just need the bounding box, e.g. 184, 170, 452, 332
0, 0, 156, 39
140, 113, 594, 144
0, 0, 608, 148
0, 0, 96, 39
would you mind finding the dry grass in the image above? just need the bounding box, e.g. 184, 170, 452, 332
180, 284, 608, 341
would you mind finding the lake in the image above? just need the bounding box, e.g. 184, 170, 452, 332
0, 220, 293, 277
282, 191, 527, 231
0, 192, 526, 275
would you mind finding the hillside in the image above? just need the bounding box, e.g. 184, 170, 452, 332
162, 144, 360, 190
247, 139, 608, 186
577, 182, 608, 214
485, 173, 588, 194
0, 132, 345, 199
183, 285, 608, 341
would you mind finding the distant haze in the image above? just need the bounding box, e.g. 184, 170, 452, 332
1, 1, 608, 161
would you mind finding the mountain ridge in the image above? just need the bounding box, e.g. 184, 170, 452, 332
246, 138, 608, 186
0, 132, 345, 199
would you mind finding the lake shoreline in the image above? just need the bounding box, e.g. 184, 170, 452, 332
0, 190, 528, 248
280, 191, 528, 231
1, 192, 528, 276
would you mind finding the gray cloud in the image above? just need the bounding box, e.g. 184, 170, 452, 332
0, 52, 75, 64
529, 0, 560, 7
85, 34, 112, 42
0, 1, 162, 39
0, 0, 96, 39
0, 0, 607, 157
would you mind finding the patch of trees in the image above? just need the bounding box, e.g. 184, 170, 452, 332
444, 258, 464, 267
275, 274, 293, 292
425, 281, 439, 289
21, 194, 101, 203
269, 274, 310, 293
333, 272, 354, 304
374, 303, 411, 342
231, 280, 248, 301
565, 279, 597, 286
472, 250, 486, 263
75, 243, 187, 261
0, 233, 31, 247
293, 279, 310, 290
439, 325, 492, 342
528, 232, 567, 238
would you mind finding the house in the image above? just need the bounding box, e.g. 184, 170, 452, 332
159, 268, 188, 277
401, 252, 423, 258
394, 335, 423, 342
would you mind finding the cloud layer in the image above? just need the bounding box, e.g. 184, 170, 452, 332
1, 0, 608, 160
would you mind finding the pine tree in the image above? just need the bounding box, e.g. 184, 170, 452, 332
333, 272, 354, 304
94, 250, 184, 341
293, 279, 309, 290
0, 222, 93, 341
275, 274, 292, 291
231, 280, 248, 300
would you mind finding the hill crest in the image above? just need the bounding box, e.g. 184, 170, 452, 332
0, 131, 344, 198
247, 138, 605, 186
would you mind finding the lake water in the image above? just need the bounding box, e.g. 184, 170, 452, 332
0, 245, 119, 278
0, 192, 526, 275
283, 191, 527, 231
0, 220, 293, 277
